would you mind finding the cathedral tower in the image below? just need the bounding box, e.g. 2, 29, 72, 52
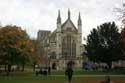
57, 10, 61, 32
76, 12, 82, 58
56, 10, 62, 58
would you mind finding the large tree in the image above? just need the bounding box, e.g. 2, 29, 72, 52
0, 25, 34, 74
84, 22, 122, 69
120, 28, 125, 60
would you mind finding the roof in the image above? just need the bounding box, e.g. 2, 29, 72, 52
61, 19, 77, 32
37, 30, 51, 42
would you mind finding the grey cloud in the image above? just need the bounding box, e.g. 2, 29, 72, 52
0, 0, 124, 39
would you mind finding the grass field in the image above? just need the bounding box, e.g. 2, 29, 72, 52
0, 69, 125, 83
51, 69, 125, 75
0, 75, 125, 83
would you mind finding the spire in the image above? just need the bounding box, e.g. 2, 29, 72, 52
78, 12, 82, 25
68, 9, 70, 19
57, 10, 61, 24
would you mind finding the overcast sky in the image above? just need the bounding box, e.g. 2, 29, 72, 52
0, 0, 124, 42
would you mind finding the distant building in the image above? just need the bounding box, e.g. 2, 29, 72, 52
37, 9, 84, 69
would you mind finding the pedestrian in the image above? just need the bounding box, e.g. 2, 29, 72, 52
65, 64, 73, 83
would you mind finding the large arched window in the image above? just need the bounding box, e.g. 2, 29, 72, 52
67, 35, 71, 58
62, 39, 66, 58
72, 40, 76, 58
62, 35, 76, 59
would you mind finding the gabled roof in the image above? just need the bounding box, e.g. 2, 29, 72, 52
61, 19, 77, 32
37, 30, 51, 41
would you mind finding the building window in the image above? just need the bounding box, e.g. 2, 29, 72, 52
67, 35, 71, 57
67, 27, 72, 31
50, 52, 56, 59
62, 35, 76, 59
72, 40, 76, 57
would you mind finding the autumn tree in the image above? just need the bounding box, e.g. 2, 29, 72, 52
84, 22, 122, 69
0, 25, 34, 75
31, 39, 42, 71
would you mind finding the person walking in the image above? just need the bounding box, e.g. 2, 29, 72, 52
65, 62, 73, 83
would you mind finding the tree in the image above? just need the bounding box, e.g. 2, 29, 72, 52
27, 39, 45, 71
0, 25, 34, 75
84, 22, 122, 69
120, 28, 125, 60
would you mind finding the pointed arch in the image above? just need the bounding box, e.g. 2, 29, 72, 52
62, 35, 76, 59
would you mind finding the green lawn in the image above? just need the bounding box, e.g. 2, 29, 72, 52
51, 69, 125, 75
0, 69, 125, 83
0, 75, 125, 83
0, 75, 64, 83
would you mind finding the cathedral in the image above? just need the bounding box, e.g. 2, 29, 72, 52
37, 9, 84, 69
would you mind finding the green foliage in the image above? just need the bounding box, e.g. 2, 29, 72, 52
85, 22, 122, 68
0, 25, 34, 66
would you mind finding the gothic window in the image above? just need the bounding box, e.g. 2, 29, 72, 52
67, 27, 72, 31
67, 35, 72, 57
72, 40, 76, 58
62, 39, 66, 58
62, 35, 76, 59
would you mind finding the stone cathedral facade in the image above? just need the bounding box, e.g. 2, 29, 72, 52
37, 10, 84, 69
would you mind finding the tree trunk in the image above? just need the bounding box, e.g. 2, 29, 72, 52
33, 63, 36, 71
4, 65, 7, 72
107, 62, 112, 69
21, 64, 25, 72
6, 64, 11, 76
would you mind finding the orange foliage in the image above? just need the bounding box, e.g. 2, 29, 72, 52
0, 25, 34, 64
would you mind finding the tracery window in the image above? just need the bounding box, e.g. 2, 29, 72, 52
72, 40, 76, 58
62, 35, 76, 59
